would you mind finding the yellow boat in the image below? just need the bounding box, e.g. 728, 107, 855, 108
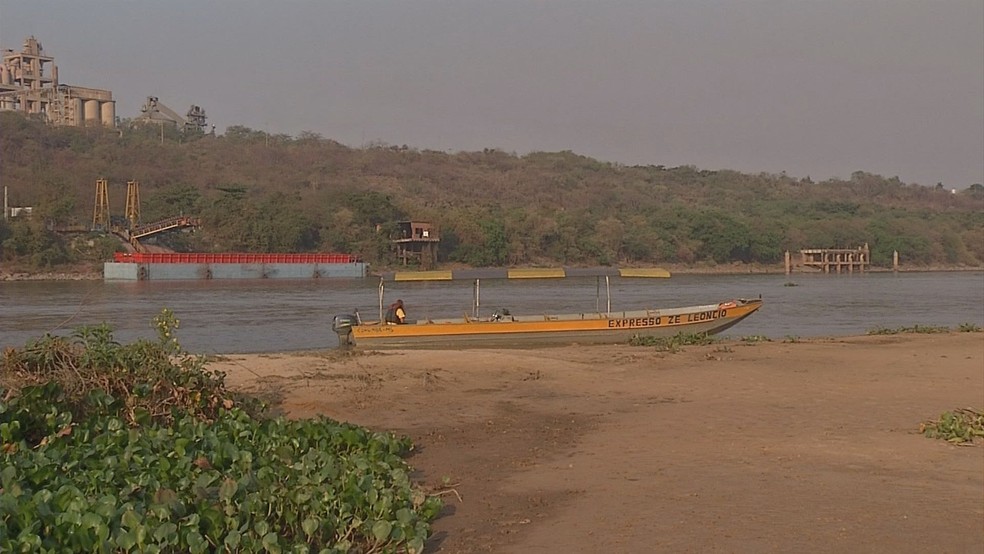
331, 268, 763, 349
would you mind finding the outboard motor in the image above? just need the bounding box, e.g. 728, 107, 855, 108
490, 308, 511, 321
332, 313, 360, 347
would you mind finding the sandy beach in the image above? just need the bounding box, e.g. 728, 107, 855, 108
211, 333, 984, 553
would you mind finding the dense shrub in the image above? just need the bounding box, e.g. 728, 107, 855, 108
0, 311, 440, 552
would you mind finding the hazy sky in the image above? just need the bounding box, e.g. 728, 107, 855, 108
2, 1, 982, 187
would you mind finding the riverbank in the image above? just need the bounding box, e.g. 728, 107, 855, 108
211, 332, 983, 553
0, 270, 101, 281
3, 262, 981, 281
0, 261, 102, 281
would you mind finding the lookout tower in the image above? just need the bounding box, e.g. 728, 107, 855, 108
393, 221, 439, 268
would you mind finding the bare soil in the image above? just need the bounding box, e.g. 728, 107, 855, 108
211, 333, 984, 553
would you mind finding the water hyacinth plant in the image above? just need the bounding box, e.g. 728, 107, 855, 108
0, 310, 441, 553
921, 408, 984, 445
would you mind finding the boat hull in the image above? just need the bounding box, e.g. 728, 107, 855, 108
347, 298, 762, 349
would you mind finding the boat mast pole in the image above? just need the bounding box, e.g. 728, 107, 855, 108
473, 279, 480, 318
596, 276, 600, 313
606, 275, 611, 314
378, 278, 384, 322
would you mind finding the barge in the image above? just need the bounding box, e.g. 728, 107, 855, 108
105, 252, 366, 281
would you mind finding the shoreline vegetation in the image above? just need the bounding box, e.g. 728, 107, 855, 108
2, 262, 983, 281
3, 113, 983, 279
0, 312, 441, 552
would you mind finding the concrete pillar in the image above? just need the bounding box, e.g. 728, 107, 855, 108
784, 251, 791, 275
72, 98, 83, 126
893, 250, 899, 272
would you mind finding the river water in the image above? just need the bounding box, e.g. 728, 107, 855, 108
2, 272, 982, 354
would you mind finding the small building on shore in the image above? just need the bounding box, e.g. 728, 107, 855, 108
392, 221, 440, 269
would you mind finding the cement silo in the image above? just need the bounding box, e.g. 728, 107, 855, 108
84, 99, 100, 124
100, 101, 115, 126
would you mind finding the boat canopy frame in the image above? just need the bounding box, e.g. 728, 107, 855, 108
374, 267, 671, 322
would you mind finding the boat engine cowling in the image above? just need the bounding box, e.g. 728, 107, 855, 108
490, 308, 511, 321
332, 314, 359, 346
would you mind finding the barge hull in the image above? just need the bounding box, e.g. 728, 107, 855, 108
104, 261, 367, 280
106, 252, 366, 281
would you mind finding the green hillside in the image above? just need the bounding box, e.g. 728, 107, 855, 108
2, 112, 982, 271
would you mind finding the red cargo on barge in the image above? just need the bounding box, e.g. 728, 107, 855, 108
113, 252, 361, 264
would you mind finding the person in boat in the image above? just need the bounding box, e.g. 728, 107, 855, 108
385, 299, 407, 324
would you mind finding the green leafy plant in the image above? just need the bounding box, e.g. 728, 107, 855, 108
629, 332, 715, 352
958, 322, 982, 332
867, 325, 950, 335
1, 309, 249, 426
0, 310, 441, 552
921, 408, 984, 444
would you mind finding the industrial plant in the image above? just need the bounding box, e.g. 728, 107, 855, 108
0, 36, 116, 127
0, 35, 207, 131
134, 96, 209, 133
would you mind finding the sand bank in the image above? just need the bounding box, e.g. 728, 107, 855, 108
210, 333, 984, 552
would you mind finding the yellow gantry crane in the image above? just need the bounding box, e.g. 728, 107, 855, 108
89, 179, 197, 253
93, 179, 141, 231
125, 180, 141, 229
92, 178, 110, 231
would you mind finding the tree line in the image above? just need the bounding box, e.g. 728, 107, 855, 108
1, 112, 982, 270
